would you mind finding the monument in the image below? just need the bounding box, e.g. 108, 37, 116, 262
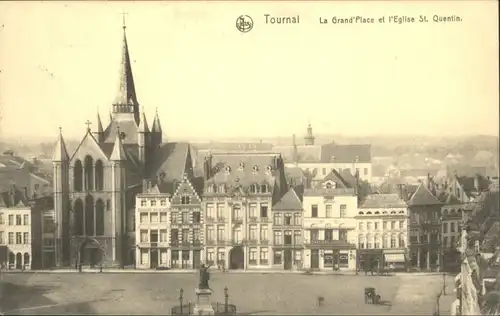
194, 264, 214, 315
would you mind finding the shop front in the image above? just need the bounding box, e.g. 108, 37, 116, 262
356, 249, 384, 272
304, 240, 357, 271
383, 249, 407, 271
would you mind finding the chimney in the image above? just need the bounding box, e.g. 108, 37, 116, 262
9, 185, 16, 207
203, 155, 213, 180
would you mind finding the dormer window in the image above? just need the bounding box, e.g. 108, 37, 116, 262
181, 196, 190, 205
213, 166, 220, 173
326, 182, 332, 189
261, 184, 268, 193
331, 156, 335, 162
239, 162, 245, 169
225, 166, 231, 173
265, 165, 272, 172
250, 184, 258, 193
159, 172, 166, 179
325, 181, 336, 190
206, 185, 213, 193
217, 184, 225, 193
252, 165, 259, 172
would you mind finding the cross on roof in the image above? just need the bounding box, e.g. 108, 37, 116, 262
85, 120, 92, 131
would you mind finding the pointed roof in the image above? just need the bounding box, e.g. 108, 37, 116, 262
97, 113, 104, 133
138, 111, 149, 133
273, 187, 303, 211
52, 128, 70, 162
323, 169, 350, 188
114, 26, 138, 107
110, 129, 126, 161
152, 109, 162, 133
407, 183, 442, 206
445, 193, 463, 205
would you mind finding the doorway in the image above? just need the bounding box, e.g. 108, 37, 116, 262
311, 249, 319, 269
150, 250, 158, 269
284, 249, 292, 270
229, 246, 244, 269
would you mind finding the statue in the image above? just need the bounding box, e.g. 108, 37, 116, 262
198, 264, 211, 289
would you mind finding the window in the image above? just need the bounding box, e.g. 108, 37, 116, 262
399, 220, 404, 230
182, 212, 189, 224
23, 232, 29, 244
261, 184, 268, 193
0, 231, 3, 244
339, 253, 349, 268
16, 232, 22, 244
23, 214, 29, 226
150, 200, 156, 207
391, 221, 396, 230
310, 229, 319, 241
284, 213, 292, 225
249, 225, 258, 240
359, 222, 364, 230
140, 213, 148, 224
8, 215, 13, 225
274, 230, 283, 245
207, 248, 215, 264
207, 226, 215, 241
274, 250, 282, 264
383, 221, 387, 229
250, 184, 257, 194
140, 230, 148, 242
364, 168, 368, 176
450, 222, 455, 233
374, 222, 379, 230
374, 237, 380, 248
206, 203, 215, 219
391, 235, 397, 248
217, 248, 225, 264
326, 205, 332, 218
150, 230, 159, 243
294, 231, 301, 244
325, 229, 333, 240
217, 226, 225, 241
450, 236, 456, 248
260, 225, 268, 241
43, 238, 54, 247
274, 213, 282, 225
367, 222, 372, 230
181, 196, 190, 204
260, 204, 268, 218
206, 185, 214, 193
284, 230, 292, 245
193, 212, 201, 224
294, 213, 302, 226
367, 236, 373, 248
150, 212, 158, 223
8, 232, 14, 244
171, 212, 178, 224
233, 205, 242, 221
322, 168, 326, 175
16, 215, 22, 225
249, 203, 257, 219
217, 204, 225, 220
260, 248, 268, 264
340, 205, 347, 218
160, 229, 168, 242
217, 185, 225, 193
0, 213, 3, 224
358, 236, 365, 249
249, 248, 257, 265
339, 229, 347, 241
160, 199, 167, 206
324, 253, 334, 267
160, 212, 167, 223
233, 226, 242, 243
182, 229, 189, 243
35, 183, 40, 190
443, 236, 448, 248
311, 205, 318, 218
399, 234, 405, 247
193, 229, 200, 242
443, 222, 448, 234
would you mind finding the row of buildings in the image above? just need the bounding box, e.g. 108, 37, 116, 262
1, 22, 498, 273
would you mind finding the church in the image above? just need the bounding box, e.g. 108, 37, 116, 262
52, 23, 194, 268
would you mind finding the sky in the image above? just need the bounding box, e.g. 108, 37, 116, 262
0, 1, 498, 142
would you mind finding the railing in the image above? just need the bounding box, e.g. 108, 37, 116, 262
308, 239, 349, 245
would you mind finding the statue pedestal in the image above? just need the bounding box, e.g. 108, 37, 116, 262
194, 288, 214, 315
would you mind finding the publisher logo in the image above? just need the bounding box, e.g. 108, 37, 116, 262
236, 15, 254, 33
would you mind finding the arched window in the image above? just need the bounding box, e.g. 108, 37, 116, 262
95, 160, 104, 191
233, 205, 242, 220
358, 211, 364, 215
95, 199, 105, 236
23, 253, 30, 267
374, 235, 381, 248
84, 156, 94, 191
366, 234, 373, 249
358, 235, 365, 249
16, 253, 22, 268
73, 160, 83, 192
85, 195, 94, 236
74, 199, 84, 236
9, 252, 15, 266
399, 234, 406, 248
391, 234, 397, 248
383, 234, 389, 248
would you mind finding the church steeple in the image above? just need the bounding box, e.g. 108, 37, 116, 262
93, 112, 104, 143
304, 123, 315, 146
112, 20, 140, 126
152, 108, 162, 134
52, 127, 69, 162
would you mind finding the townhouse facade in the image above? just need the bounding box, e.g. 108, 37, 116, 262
201, 152, 288, 270
355, 194, 409, 271
439, 193, 464, 272
302, 171, 358, 271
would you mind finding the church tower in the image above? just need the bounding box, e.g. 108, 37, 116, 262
93, 112, 104, 143
151, 109, 163, 150
304, 123, 315, 146
52, 127, 71, 267
112, 22, 140, 126
137, 111, 149, 168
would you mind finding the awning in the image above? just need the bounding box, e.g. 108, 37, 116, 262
384, 254, 405, 263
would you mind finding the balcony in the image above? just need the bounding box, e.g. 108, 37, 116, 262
260, 240, 269, 245
249, 217, 258, 223
259, 217, 270, 223
247, 239, 258, 245
306, 239, 356, 248
216, 217, 227, 223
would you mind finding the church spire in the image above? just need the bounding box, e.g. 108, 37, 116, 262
52, 127, 69, 162
110, 127, 126, 161
152, 108, 162, 133
112, 17, 140, 126
97, 112, 104, 133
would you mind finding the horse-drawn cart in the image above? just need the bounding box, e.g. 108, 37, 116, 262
364, 287, 381, 304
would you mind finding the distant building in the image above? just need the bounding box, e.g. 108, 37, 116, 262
273, 124, 373, 182
356, 194, 409, 271
437, 192, 465, 272
302, 170, 357, 271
